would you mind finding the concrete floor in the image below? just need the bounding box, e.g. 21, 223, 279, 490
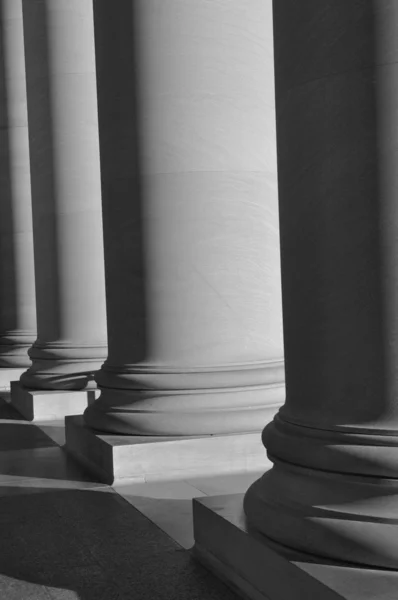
0, 394, 263, 599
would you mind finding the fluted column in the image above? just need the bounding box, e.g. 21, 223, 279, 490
0, 0, 36, 368
245, 0, 398, 570
19, 0, 107, 390
84, 0, 284, 435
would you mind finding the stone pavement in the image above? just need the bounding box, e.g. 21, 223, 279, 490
0, 396, 241, 600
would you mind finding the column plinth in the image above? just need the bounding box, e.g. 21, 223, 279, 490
17, 0, 107, 393
0, 0, 36, 371
244, 0, 398, 571
83, 0, 284, 436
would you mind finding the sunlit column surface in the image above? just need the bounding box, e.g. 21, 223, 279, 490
0, 0, 36, 368
245, 0, 398, 570
84, 0, 285, 435
20, 0, 107, 390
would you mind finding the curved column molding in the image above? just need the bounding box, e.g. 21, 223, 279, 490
0, 0, 36, 367
19, 0, 107, 390
84, 0, 284, 435
245, 0, 398, 570
91, 360, 284, 436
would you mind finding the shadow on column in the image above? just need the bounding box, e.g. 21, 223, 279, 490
20, 0, 98, 389
21, 0, 61, 350
93, 0, 148, 368
0, 2, 18, 365
244, 0, 398, 572
22, 0, 61, 345
272, 0, 390, 430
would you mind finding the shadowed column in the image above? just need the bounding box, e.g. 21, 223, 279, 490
19, 0, 107, 390
0, 0, 36, 371
245, 0, 398, 570
84, 0, 285, 435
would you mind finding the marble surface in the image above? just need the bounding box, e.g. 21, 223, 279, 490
0, 394, 266, 598
85, 0, 284, 436
9, 381, 99, 421
115, 471, 263, 549
194, 493, 398, 600
0, 0, 36, 368
65, 413, 272, 485
0, 369, 24, 390
245, 0, 398, 571
20, 0, 107, 390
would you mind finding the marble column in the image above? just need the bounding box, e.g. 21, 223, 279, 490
84, 0, 284, 435
0, 0, 36, 371
245, 0, 398, 570
19, 0, 107, 390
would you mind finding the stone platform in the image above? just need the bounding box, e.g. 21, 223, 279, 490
65, 415, 272, 485
10, 381, 100, 421
192, 494, 398, 600
0, 368, 25, 391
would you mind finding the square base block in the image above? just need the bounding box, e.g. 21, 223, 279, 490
0, 368, 25, 391
192, 494, 398, 600
10, 381, 100, 421
65, 415, 272, 485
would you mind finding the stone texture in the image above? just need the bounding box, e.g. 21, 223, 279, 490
83, 0, 284, 436
244, 0, 398, 572
0, 368, 24, 390
19, 0, 107, 390
0, 0, 36, 368
9, 381, 99, 422
65, 414, 274, 485
0, 404, 240, 600
194, 494, 398, 600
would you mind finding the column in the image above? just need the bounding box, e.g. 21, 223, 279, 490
245, 0, 398, 569
84, 0, 284, 435
0, 0, 36, 373
19, 0, 107, 390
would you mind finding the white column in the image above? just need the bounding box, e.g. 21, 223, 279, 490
20, 0, 107, 390
0, 0, 36, 371
84, 0, 284, 434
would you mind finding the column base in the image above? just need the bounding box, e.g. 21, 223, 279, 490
10, 381, 100, 421
193, 494, 398, 600
0, 368, 26, 391
64, 415, 272, 485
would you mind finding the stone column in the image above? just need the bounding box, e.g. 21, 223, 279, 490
0, 0, 36, 375
84, 0, 284, 435
19, 0, 107, 390
245, 0, 398, 570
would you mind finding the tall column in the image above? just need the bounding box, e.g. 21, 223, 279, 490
19, 0, 107, 390
245, 0, 398, 570
0, 0, 36, 372
84, 0, 284, 435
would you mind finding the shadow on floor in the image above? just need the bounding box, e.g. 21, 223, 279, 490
0, 396, 24, 420
0, 396, 88, 481
0, 485, 238, 600
0, 396, 239, 599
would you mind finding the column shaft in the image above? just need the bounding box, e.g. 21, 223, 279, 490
245, 0, 398, 570
0, 0, 36, 368
84, 0, 284, 435
20, 0, 107, 390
